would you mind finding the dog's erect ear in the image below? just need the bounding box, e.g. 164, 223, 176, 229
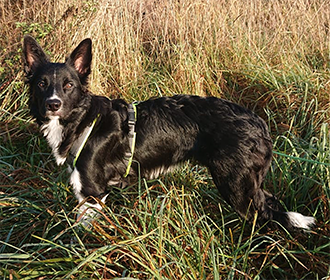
66, 38, 92, 84
23, 35, 49, 77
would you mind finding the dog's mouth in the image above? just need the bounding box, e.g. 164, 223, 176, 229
45, 110, 63, 118
38, 107, 63, 121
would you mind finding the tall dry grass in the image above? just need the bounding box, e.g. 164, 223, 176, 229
1, 0, 330, 99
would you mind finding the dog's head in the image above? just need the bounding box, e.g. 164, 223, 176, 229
23, 36, 92, 124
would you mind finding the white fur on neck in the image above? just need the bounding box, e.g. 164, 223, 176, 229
41, 116, 66, 165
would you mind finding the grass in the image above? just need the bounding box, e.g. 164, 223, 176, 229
1, 0, 330, 279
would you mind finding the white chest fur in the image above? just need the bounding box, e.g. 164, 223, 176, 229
41, 116, 66, 165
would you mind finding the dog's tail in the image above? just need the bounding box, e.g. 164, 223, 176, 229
271, 210, 315, 231
255, 191, 315, 231
257, 190, 315, 231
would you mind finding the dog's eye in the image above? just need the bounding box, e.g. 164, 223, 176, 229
64, 82, 73, 90
38, 81, 46, 89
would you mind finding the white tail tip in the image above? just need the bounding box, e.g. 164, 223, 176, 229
286, 212, 315, 230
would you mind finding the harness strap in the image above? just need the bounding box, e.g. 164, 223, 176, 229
123, 102, 137, 177
71, 115, 99, 169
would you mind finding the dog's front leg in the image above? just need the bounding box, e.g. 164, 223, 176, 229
70, 168, 109, 226
76, 194, 109, 227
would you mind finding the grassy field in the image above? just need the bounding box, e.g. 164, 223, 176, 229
1, 0, 330, 279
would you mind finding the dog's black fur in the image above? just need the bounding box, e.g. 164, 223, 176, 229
23, 35, 315, 231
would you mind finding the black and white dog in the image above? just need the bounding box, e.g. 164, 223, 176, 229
23, 35, 315, 231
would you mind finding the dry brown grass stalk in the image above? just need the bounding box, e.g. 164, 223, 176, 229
1, 0, 329, 98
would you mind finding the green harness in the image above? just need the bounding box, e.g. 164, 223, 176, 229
72, 114, 99, 169
70, 102, 137, 178
123, 102, 137, 177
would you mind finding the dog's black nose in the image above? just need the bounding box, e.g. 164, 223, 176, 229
45, 99, 62, 112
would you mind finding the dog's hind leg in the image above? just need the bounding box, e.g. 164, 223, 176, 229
208, 163, 265, 226
208, 157, 315, 231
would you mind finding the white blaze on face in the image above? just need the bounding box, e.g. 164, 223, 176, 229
49, 69, 62, 102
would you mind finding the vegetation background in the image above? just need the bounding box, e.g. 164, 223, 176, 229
0, 0, 330, 279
